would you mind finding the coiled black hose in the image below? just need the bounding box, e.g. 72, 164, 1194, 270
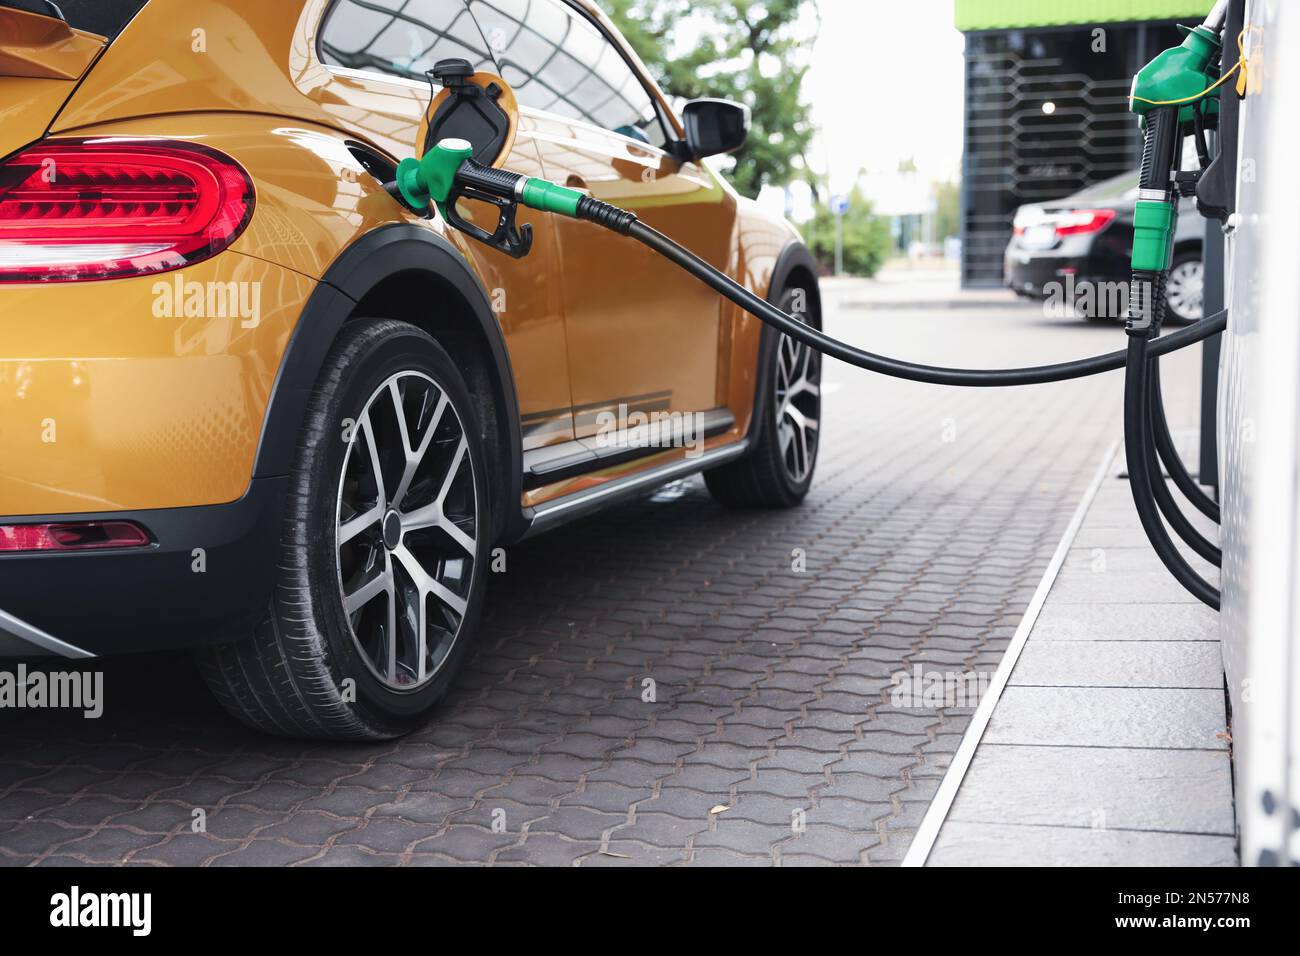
1150, 357, 1221, 521
1143, 369, 1221, 564
1121, 106, 1220, 609
1126, 336, 1220, 609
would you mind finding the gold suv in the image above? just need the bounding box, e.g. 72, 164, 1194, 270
0, 0, 822, 737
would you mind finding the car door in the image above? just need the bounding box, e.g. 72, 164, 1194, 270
467, 0, 738, 445
315, 0, 575, 453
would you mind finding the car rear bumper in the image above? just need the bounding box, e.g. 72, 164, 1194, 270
0, 477, 285, 658
1004, 253, 1108, 296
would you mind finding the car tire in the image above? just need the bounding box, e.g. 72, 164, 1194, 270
1164, 251, 1204, 325
197, 319, 490, 739
704, 284, 820, 508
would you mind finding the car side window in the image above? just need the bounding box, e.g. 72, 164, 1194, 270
467, 0, 668, 148
319, 0, 495, 81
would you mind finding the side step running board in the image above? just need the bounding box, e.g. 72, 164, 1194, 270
520, 438, 748, 538
521, 407, 734, 489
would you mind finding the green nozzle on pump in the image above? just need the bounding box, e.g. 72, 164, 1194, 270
1129, 24, 1223, 126
1124, 17, 1229, 292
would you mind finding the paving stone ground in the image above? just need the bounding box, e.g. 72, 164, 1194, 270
927, 443, 1233, 866
0, 276, 1205, 866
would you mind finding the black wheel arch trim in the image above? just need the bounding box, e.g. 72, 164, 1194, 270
744, 240, 822, 444
768, 240, 821, 318
252, 223, 526, 543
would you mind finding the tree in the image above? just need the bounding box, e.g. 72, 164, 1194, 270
802, 188, 893, 278
604, 0, 820, 199
932, 179, 961, 242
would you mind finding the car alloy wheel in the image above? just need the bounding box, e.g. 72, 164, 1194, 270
197, 321, 490, 739
335, 370, 478, 691
703, 281, 822, 509
1165, 257, 1204, 322
773, 298, 821, 485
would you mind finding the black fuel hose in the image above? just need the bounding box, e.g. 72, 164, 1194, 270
1119, 105, 1220, 609
1126, 336, 1220, 609
621, 219, 1226, 386
1150, 357, 1221, 521
1143, 369, 1221, 564
570, 185, 1227, 609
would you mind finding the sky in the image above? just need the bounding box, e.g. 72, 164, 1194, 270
755, 0, 967, 218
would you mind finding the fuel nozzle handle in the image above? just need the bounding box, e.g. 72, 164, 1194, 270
1126, 106, 1181, 336
393, 138, 493, 213
393, 138, 638, 255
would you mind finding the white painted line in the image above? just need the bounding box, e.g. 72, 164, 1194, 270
900, 440, 1120, 867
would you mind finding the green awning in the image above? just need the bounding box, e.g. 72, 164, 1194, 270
955, 0, 1211, 31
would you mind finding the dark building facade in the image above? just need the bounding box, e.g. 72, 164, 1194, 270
956, 2, 1211, 286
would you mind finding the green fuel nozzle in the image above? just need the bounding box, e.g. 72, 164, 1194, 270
394, 137, 475, 213
398, 137, 587, 214
1124, 4, 1233, 324
389, 137, 636, 258
1129, 24, 1224, 127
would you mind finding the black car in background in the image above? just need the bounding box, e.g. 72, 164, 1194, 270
1004, 172, 1204, 323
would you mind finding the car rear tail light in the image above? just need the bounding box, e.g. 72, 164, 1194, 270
1012, 206, 1044, 236
0, 521, 151, 553
0, 138, 254, 283
1053, 209, 1116, 237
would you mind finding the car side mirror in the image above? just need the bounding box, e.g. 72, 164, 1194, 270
681, 98, 750, 159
